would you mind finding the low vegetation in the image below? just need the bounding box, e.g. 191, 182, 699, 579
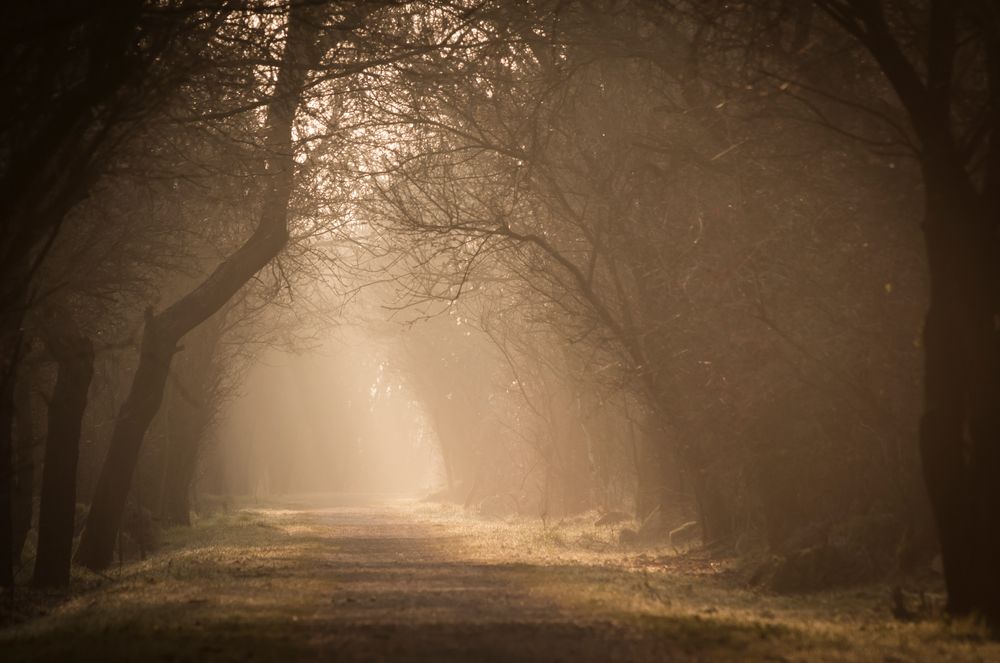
2, 497, 997, 662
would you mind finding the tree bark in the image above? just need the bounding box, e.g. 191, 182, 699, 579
654, 411, 733, 543
809, 0, 1000, 624
0, 340, 17, 588
159, 410, 203, 526
690, 468, 732, 544
918, 162, 1000, 623
0, 301, 27, 588
32, 328, 94, 588
12, 372, 37, 564
158, 310, 224, 526
75, 6, 325, 571
159, 368, 213, 524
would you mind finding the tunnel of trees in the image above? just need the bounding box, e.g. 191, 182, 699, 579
1, 0, 999, 639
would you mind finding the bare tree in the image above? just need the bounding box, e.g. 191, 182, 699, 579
75, 3, 330, 571
805, 0, 1000, 626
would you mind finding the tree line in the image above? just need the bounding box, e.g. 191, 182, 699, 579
1, 0, 997, 629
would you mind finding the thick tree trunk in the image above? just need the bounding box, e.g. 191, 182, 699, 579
918, 166, 1000, 625
12, 373, 37, 564
75, 8, 325, 571
0, 303, 27, 588
32, 329, 94, 588
810, 0, 1000, 625
159, 402, 207, 527
75, 320, 171, 571
0, 343, 17, 588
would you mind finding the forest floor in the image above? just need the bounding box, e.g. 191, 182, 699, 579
1, 494, 998, 662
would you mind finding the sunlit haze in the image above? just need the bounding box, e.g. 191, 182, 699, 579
2, 1, 999, 661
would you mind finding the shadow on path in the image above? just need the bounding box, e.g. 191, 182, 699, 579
0, 495, 786, 661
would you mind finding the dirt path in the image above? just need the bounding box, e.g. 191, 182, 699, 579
2, 496, 998, 662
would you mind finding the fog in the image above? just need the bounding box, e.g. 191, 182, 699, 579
217, 333, 442, 498
4, 1, 1000, 658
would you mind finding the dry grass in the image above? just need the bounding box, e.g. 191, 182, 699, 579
0, 495, 996, 662
410, 501, 999, 662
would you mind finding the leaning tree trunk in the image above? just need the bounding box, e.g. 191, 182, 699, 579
918, 162, 1000, 625
75, 8, 325, 572
32, 327, 94, 588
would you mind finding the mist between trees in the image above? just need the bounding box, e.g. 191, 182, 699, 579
1, 0, 998, 633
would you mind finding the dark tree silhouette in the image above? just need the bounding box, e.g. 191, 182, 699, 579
812, 0, 1000, 625
75, 4, 329, 571
0, 0, 217, 588
32, 319, 94, 588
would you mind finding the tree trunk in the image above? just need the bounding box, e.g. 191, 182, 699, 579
32, 329, 94, 588
918, 164, 1000, 625
690, 468, 733, 544
0, 342, 17, 588
653, 412, 733, 543
158, 310, 224, 526
159, 400, 208, 527
12, 372, 37, 564
0, 303, 27, 588
159, 312, 225, 525
75, 7, 325, 571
